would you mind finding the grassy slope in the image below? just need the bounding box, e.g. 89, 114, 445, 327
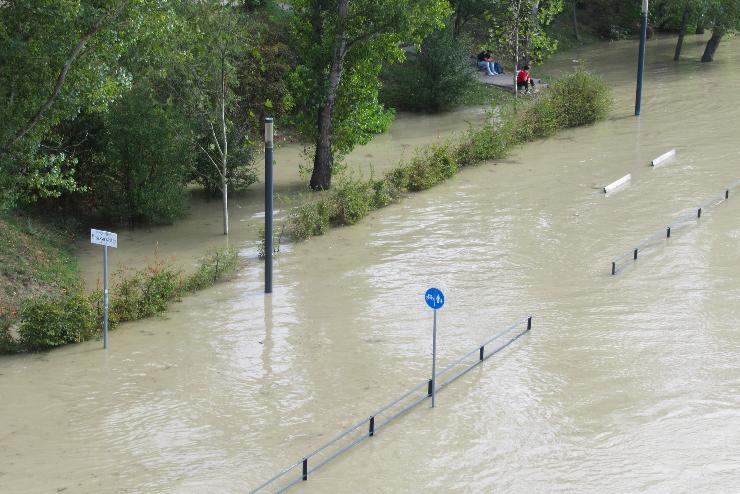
0, 215, 80, 318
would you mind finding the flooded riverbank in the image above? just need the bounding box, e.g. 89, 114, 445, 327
1, 35, 739, 493
74, 106, 490, 288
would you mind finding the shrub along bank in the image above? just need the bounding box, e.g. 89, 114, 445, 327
1, 248, 240, 353
284, 70, 612, 241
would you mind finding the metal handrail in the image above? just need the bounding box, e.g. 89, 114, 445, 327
611, 180, 739, 274
250, 316, 532, 493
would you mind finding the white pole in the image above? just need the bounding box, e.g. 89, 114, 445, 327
431, 309, 437, 408
103, 245, 109, 350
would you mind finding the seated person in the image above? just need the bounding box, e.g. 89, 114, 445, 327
477, 50, 503, 76
487, 51, 504, 75
516, 65, 535, 92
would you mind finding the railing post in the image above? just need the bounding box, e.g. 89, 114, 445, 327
369, 416, 375, 437
479, 346, 484, 361
427, 379, 433, 397
527, 316, 532, 331
302, 458, 308, 481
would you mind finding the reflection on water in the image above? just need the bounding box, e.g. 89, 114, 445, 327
1, 35, 739, 493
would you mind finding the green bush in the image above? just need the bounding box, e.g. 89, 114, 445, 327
331, 178, 375, 225
257, 227, 282, 260
407, 144, 458, 191
0, 316, 17, 354
7, 249, 241, 353
370, 177, 402, 208
18, 294, 97, 351
286, 199, 335, 240
386, 165, 412, 192
109, 273, 145, 323
512, 70, 611, 142
110, 262, 182, 321
94, 86, 192, 225
184, 248, 240, 291
382, 28, 478, 112
88, 288, 120, 332
544, 70, 612, 128
456, 121, 513, 167
138, 264, 182, 317
513, 98, 560, 142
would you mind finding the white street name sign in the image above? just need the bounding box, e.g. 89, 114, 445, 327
91, 229, 118, 248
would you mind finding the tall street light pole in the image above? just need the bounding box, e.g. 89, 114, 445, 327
264, 117, 274, 294
635, 0, 649, 116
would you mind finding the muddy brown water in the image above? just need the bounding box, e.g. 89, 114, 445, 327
2, 35, 740, 493
74, 106, 491, 288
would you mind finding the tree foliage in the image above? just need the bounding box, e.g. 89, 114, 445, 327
1, 1, 293, 228
489, 0, 564, 69
382, 27, 478, 112
0, 0, 172, 209
95, 85, 193, 225
286, 0, 451, 190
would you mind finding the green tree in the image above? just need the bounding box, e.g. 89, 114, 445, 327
382, 27, 478, 112
0, 0, 165, 209
489, 0, 564, 97
651, 0, 708, 60
95, 85, 193, 226
449, 0, 489, 38
287, 0, 450, 190
177, 2, 260, 235
699, 0, 740, 61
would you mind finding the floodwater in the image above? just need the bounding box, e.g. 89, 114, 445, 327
2, 35, 740, 493
74, 106, 490, 288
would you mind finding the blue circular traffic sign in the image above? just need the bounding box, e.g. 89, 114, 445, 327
424, 288, 445, 310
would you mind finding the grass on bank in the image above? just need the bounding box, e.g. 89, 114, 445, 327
284, 69, 612, 242
0, 217, 80, 320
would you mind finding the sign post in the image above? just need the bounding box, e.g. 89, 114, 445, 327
91, 229, 118, 349
424, 287, 445, 408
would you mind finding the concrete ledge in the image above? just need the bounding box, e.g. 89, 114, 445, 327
651, 149, 676, 167
604, 174, 631, 194
475, 72, 547, 91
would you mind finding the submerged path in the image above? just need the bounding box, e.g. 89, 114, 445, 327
475, 71, 546, 90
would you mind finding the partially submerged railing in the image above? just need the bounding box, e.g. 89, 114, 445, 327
250, 316, 533, 493
611, 179, 740, 275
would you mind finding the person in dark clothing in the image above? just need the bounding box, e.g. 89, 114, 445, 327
477, 50, 503, 76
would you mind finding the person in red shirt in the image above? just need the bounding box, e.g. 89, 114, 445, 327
516, 65, 535, 93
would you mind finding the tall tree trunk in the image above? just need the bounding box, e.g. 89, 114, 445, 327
674, 8, 689, 61
514, 16, 519, 100
220, 57, 229, 235
453, 2, 462, 39
701, 30, 723, 62
310, 0, 348, 191
572, 0, 580, 41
